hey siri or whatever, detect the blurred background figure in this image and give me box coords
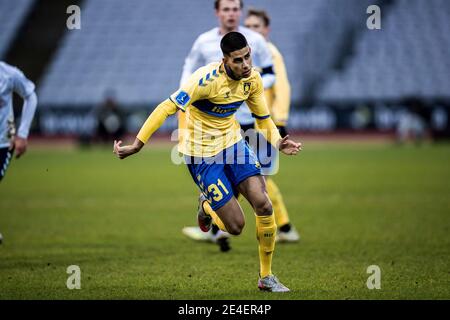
[0,61,37,181]
[244,7,300,243]
[94,89,125,144]
[0,60,38,245]
[77,89,125,147]
[396,97,429,145]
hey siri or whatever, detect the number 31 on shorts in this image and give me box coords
[208,179,229,201]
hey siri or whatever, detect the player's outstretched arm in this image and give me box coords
[113,99,178,160]
[278,135,302,156]
[113,139,144,159]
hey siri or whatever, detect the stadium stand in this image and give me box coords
[38,0,215,107]
[318,0,450,103]
[38,0,377,107]
[0,0,35,58]
[28,0,449,137]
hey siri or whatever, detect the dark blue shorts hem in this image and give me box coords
[209,192,235,211]
[233,169,261,187]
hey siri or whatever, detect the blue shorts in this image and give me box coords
[186,139,261,211]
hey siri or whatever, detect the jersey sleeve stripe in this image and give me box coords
[251,113,270,120]
[261,66,275,75]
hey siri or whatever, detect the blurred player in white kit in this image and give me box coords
[0,61,38,243]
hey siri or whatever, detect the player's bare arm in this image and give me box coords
[113,99,178,160]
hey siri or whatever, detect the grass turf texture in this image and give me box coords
[0,141,449,299]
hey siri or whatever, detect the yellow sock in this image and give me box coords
[266,178,290,228]
[255,214,277,278]
[202,200,227,232]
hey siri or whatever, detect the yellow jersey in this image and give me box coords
[169,62,274,157]
[137,61,281,158]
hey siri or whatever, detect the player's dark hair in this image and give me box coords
[247,7,270,27]
[220,32,248,56]
[215,0,244,10]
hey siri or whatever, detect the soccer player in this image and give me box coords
[0,61,38,244]
[244,8,300,242]
[180,0,299,247]
[113,32,301,292]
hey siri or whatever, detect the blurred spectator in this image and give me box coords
[396,97,429,144]
[95,89,125,144]
[78,89,126,147]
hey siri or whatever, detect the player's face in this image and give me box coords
[216,0,241,31]
[224,46,252,79]
[245,15,269,39]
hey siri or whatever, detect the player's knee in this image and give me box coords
[254,198,273,216]
[226,219,245,235]
[227,226,241,235]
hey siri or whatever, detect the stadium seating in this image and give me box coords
[247,0,378,102]
[38,0,346,107]
[37,0,450,108]
[318,0,450,102]
[0,0,35,58]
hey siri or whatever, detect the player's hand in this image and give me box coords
[278,135,302,156]
[12,137,27,159]
[113,140,131,159]
[113,139,144,159]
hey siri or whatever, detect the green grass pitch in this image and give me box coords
[0,140,449,299]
